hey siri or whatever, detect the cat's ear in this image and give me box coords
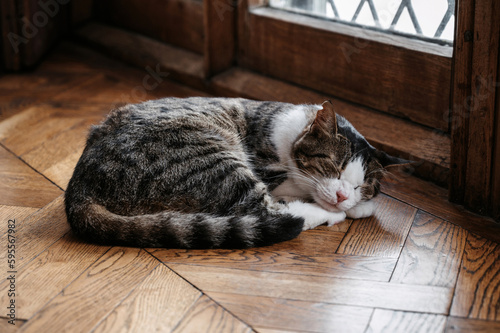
[373,149,413,168]
[310,100,337,135]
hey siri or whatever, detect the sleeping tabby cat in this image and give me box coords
[65,97,408,249]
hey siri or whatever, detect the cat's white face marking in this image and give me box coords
[341,157,365,187]
[271,105,311,168]
[312,157,365,212]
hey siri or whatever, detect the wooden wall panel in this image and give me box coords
[450,0,500,218]
[1,0,70,70]
[493,64,500,220]
[95,0,204,54]
[203,0,236,77]
[463,0,500,214]
[1,1,21,70]
[71,0,94,27]
[449,0,475,205]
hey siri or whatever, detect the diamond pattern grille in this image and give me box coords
[270,0,455,44]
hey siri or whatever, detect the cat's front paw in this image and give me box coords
[285,201,346,230]
[325,211,347,226]
[346,200,376,219]
[301,210,346,230]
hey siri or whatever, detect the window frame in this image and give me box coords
[449,0,500,217]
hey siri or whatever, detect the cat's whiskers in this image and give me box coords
[365,167,387,178]
[280,162,320,189]
[376,168,398,181]
[288,160,323,184]
[288,173,317,189]
[317,182,334,204]
[270,163,319,191]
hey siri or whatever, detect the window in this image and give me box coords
[269,0,455,45]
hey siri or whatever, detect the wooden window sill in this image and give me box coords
[75,23,206,90]
[250,7,453,58]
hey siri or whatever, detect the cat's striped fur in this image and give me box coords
[65,97,407,248]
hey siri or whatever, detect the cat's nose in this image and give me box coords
[337,191,348,203]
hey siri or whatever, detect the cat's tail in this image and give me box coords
[66,200,304,249]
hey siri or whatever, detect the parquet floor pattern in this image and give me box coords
[1,42,499,333]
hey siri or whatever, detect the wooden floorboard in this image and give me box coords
[209,293,373,333]
[92,264,202,333]
[0,196,69,273]
[445,317,500,332]
[149,247,397,282]
[20,248,159,332]
[169,264,453,314]
[0,233,110,320]
[172,295,254,333]
[0,145,62,208]
[0,41,499,332]
[391,211,467,288]
[336,194,417,258]
[0,205,38,235]
[450,233,500,320]
[367,309,447,333]
[382,169,500,244]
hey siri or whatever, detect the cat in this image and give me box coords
[65,97,408,249]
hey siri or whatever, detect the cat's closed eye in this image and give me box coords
[310,153,330,159]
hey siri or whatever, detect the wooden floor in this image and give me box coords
[1,42,500,333]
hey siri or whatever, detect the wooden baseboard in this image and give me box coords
[74,22,450,187]
[75,22,206,91]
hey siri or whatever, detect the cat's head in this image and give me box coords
[291,101,410,213]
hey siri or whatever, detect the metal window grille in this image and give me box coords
[270,0,455,45]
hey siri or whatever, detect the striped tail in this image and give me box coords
[66,200,304,249]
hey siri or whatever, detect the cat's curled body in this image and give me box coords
[65,97,406,249]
